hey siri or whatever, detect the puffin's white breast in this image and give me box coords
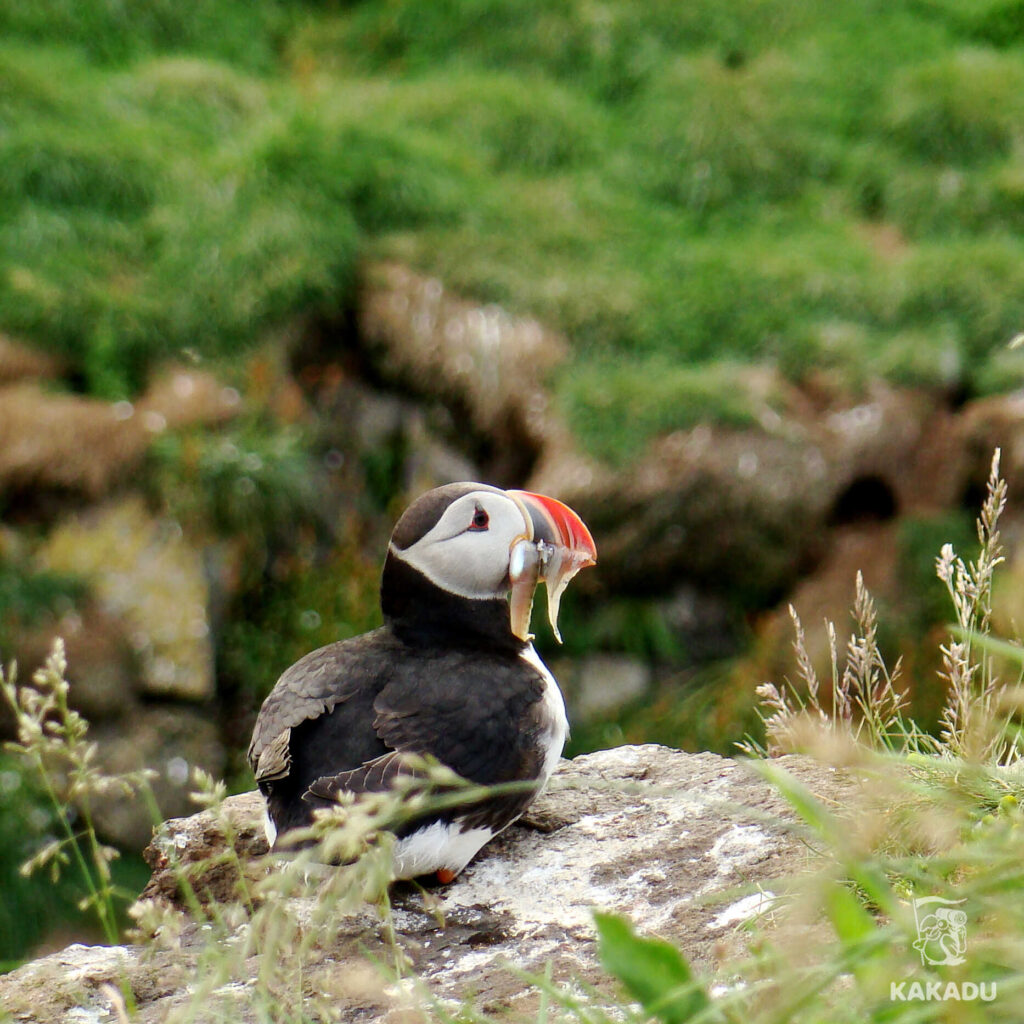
[520,642,568,785]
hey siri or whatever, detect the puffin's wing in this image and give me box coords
[247,629,390,785]
[299,652,551,838]
[304,749,415,800]
[370,651,547,785]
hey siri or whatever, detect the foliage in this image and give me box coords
[147,417,322,545]
[0,752,90,969]
[595,912,712,1024]
[4,0,1024,452]
[0,42,358,398]
[0,750,150,970]
[218,540,381,715]
[0,0,293,69]
[742,451,1017,762]
[0,642,154,949]
[0,558,87,647]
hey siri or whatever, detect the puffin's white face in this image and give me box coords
[388,482,597,642]
[392,489,532,600]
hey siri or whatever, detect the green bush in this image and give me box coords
[886,49,1024,165]
[0,0,291,69]
[0,45,359,396]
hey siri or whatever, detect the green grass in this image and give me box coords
[4,0,1024,450]
[0,0,293,69]
[0,42,358,397]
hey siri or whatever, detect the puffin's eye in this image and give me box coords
[468,506,489,531]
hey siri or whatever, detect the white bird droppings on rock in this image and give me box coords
[708,890,777,931]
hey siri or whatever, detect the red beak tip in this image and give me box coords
[510,489,597,562]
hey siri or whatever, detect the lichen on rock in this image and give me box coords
[38,497,215,702]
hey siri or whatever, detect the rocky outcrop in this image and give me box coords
[0,333,64,384]
[540,380,966,602]
[357,261,571,483]
[19,497,228,847]
[0,745,850,1023]
[0,367,239,502]
[38,497,216,703]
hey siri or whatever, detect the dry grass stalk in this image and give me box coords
[748,449,1016,765]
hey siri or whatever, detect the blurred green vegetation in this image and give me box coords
[148,418,321,544]
[4,0,1024,970]
[1,0,1024,451]
[0,752,150,969]
[0,559,87,649]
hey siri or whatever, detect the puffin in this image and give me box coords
[247,481,597,883]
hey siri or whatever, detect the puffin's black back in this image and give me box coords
[256,625,548,838]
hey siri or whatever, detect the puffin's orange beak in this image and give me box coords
[507,490,597,643]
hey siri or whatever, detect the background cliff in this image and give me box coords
[4,0,1024,967]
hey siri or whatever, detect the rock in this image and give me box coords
[0,383,150,501]
[135,366,242,433]
[335,379,482,494]
[737,522,904,697]
[357,261,567,482]
[535,378,965,603]
[961,390,1024,512]
[0,745,850,1023]
[12,606,139,723]
[558,653,652,720]
[0,943,138,1024]
[0,333,64,384]
[0,363,240,505]
[90,706,227,851]
[38,497,215,702]
[140,790,268,907]
[655,583,741,664]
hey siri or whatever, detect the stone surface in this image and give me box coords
[13,606,139,723]
[358,261,568,482]
[0,745,850,1024]
[0,333,64,384]
[537,379,967,604]
[0,369,239,503]
[0,384,151,500]
[38,497,215,702]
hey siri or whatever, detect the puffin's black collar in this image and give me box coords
[381,554,524,655]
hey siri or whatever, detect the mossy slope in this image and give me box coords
[4,0,1024,456]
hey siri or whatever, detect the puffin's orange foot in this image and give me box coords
[436,868,457,884]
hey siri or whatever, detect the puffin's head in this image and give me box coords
[384,482,596,644]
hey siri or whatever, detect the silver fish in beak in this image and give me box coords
[507,490,597,643]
